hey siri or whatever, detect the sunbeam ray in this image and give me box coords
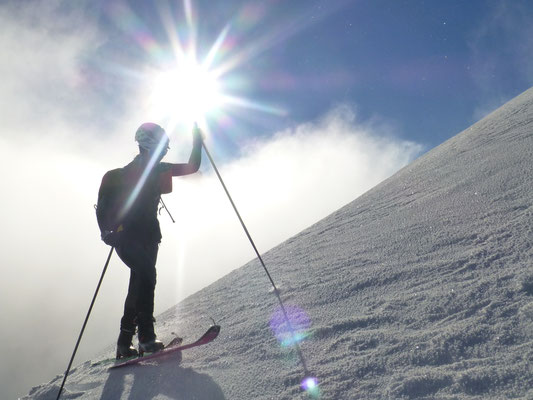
[204,25,231,71]
[156,1,187,64]
[221,94,287,116]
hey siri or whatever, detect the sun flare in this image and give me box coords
[135,0,289,139]
[148,58,223,127]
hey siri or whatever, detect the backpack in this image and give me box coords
[96,168,125,235]
[96,161,173,240]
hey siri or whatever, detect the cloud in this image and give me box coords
[0,2,115,398]
[0,1,103,133]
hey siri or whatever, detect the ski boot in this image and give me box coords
[137,313,164,356]
[116,329,139,359]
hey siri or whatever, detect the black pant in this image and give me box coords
[115,240,159,334]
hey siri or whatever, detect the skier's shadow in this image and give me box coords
[100,355,226,400]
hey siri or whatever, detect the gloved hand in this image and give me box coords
[102,230,122,247]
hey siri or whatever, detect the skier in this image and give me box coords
[96,122,202,358]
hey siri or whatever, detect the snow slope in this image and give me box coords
[23,87,533,399]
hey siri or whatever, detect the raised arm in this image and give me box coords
[169,127,203,176]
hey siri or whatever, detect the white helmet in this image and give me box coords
[135,122,170,153]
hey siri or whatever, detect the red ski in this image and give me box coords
[109,325,221,370]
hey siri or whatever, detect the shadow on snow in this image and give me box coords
[100,356,226,400]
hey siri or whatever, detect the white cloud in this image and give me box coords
[0,1,103,134]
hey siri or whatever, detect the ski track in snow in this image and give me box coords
[23,88,533,399]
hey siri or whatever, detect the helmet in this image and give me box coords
[135,122,170,153]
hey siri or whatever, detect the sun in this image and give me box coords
[148,57,223,127]
[137,1,288,136]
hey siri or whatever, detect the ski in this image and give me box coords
[109,325,221,370]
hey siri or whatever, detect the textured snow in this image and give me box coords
[23,87,533,399]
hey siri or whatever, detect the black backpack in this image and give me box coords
[96,168,125,235]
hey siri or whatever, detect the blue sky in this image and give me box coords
[64,0,533,152]
[1,1,533,398]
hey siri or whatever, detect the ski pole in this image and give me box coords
[200,139,311,378]
[56,246,114,400]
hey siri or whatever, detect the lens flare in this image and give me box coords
[301,376,320,398]
[270,305,311,348]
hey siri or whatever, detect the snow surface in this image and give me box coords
[23,87,533,399]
